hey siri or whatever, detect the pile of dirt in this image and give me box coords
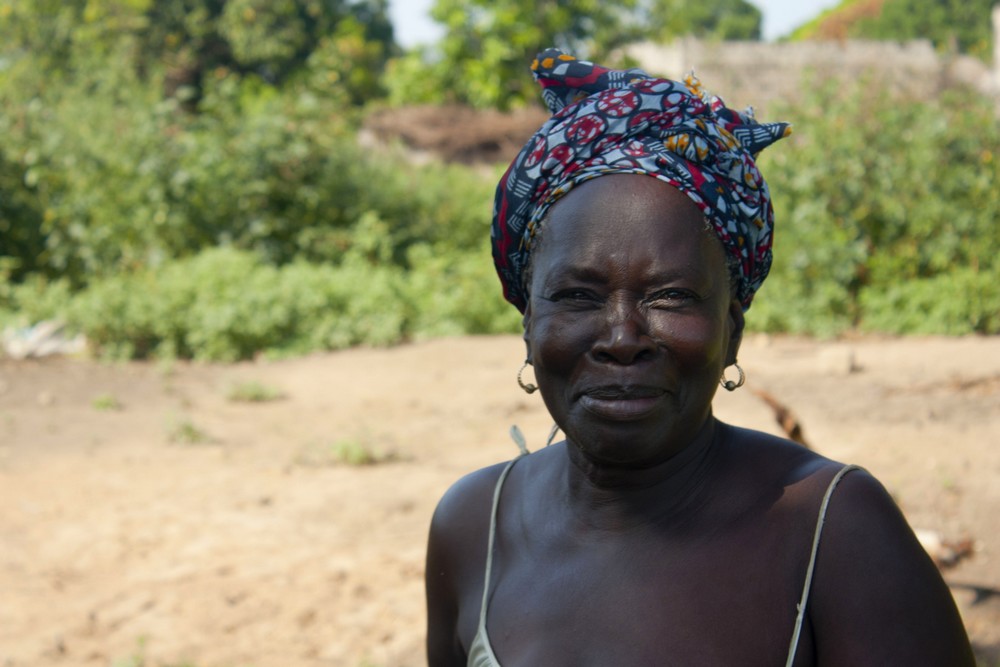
[363,104,548,164]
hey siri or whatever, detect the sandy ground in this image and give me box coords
[1,334,999,667]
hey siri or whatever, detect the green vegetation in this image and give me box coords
[1,1,997,361]
[226,380,285,402]
[328,438,393,466]
[111,636,198,667]
[295,437,398,466]
[853,0,996,61]
[113,655,197,667]
[1,240,519,360]
[167,415,214,445]
[386,0,761,110]
[0,0,395,106]
[790,0,995,61]
[92,393,123,411]
[751,79,1000,336]
[386,0,644,109]
[648,0,762,42]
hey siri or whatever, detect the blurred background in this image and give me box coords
[1,0,998,359]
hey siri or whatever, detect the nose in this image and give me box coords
[590,298,658,365]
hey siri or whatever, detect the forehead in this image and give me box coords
[533,175,721,277]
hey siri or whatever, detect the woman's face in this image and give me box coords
[524,174,744,467]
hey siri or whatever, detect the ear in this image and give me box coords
[522,303,533,363]
[726,299,745,366]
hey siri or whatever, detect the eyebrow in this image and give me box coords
[542,264,700,287]
[542,265,607,284]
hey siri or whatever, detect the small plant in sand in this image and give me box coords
[295,437,398,467]
[166,416,214,445]
[226,381,285,403]
[92,393,122,411]
[111,636,198,667]
[113,654,198,667]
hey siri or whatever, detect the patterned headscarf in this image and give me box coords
[491,49,791,312]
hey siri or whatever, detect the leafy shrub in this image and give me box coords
[4,19,999,354]
[55,247,395,360]
[1,241,517,361]
[859,267,1000,335]
[0,37,519,359]
[1,20,490,287]
[749,79,1000,335]
[405,243,523,338]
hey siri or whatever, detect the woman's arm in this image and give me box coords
[426,497,467,667]
[426,463,507,667]
[809,469,975,666]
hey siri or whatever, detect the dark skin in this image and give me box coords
[426,175,974,666]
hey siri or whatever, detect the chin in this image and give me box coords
[574,422,680,460]
[564,415,707,467]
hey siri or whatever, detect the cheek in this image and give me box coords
[527,310,598,378]
[530,314,581,362]
[651,313,729,369]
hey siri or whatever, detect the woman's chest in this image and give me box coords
[479,517,815,666]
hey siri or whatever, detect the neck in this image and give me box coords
[561,418,722,534]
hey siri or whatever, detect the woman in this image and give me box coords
[426,49,974,666]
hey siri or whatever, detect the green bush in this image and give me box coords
[791,0,996,62]
[0,240,518,361]
[0,66,498,280]
[859,267,1000,335]
[749,79,1000,335]
[4,17,999,357]
[405,243,523,338]
[58,247,405,360]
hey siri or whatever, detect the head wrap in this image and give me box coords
[491,49,791,313]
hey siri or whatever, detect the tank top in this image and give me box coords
[467,457,861,667]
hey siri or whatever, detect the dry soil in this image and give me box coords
[1,334,999,666]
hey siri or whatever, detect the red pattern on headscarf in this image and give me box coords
[491,49,791,313]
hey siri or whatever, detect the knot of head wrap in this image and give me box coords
[491,48,791,313]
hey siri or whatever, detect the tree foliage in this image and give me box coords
[851,0,995,60]
[2,0,999,360]
[751,78,1000,336]
[647,0,762,42]
[385,0,762,109]
[386,0,648,109]
[790,0,995,61]
[0,0,396,105]
[0,0,401,288]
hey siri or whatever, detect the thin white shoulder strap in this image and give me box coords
[478,457,523,630]
[785,464,864,667]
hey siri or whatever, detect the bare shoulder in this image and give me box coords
[718,425,973,663]
[425,459,512,667]
[807,467,975,665]
[718,422,845,492]
[429,460,512,554]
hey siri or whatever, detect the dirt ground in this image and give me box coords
[1,334,999,667]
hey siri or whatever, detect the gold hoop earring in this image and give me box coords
[720,363,745,391]
[517,361,538,394]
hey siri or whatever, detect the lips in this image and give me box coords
[577,385,668,421]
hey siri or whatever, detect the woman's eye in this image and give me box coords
[547,288,597,302]
[646,289,695,306]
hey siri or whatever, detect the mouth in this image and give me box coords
[578,385,668,421]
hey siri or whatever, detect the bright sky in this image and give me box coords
[387,0,844,46]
